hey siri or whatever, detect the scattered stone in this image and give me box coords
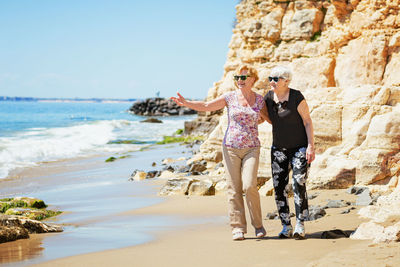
[356,189,373,206]
[188,180,214,196]
[214,162,224,170]
[306,205,326,221]
[265,211,294,220]
[152,162,156,167]
[158,178,194,196]
[140,117,162,123]
[146,170,160,179]
[307,192,319,200]
[340,207,356,214]
[158,170,175,179]
[214,180,227,195]
[163,165,175,173]
[346,186,368,195]
[266,212,278,220]
[189,161,207,173]
[175,165,190,173]
[129,171,147,181]
[323,199,351,209]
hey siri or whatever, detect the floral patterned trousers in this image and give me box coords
[271,146,309,226]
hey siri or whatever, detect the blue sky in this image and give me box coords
[0,1,236,99]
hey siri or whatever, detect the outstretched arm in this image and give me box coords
[170,92,226,112]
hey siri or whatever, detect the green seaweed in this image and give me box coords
[107,139,150,145]
[105,157,117,162]
[156,135,204,145]
[175,129,184,135]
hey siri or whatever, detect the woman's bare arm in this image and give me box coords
[298,99,315,163]
[259,103,271,124]
[170,92,226,112]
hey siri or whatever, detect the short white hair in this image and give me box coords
[270,66,292,81]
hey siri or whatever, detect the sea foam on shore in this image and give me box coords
[0,101,195,179]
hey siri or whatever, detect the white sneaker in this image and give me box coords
[293,222,305,240]
[255,227,266,238]
[232,231,245,241]
[278,225,293,238]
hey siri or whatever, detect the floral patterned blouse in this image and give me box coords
[223,90,265,149]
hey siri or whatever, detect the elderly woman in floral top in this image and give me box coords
[171,65,270,241]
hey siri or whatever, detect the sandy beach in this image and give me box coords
[0,143,399,267]
[33,191,400,267]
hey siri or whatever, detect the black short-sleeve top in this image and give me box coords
[264,88,308,149]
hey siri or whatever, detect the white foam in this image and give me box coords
[0,118,188,179]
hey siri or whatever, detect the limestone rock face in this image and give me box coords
[190,0,400,192]
[351,188,400,243]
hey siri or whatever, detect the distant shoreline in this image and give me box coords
[0,96,138,103]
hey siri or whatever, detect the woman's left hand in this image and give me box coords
[306,145,315,164]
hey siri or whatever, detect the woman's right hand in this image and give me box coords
[170,92,187,106]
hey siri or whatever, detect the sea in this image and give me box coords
[0,100,194,179]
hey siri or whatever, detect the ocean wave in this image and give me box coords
[0,118,187,179]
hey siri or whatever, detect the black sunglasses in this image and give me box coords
[234,75,249,81]
[268,76,282,82]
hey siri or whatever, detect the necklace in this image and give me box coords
[273,89,289,103]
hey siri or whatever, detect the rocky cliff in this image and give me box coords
[194,0,399,193]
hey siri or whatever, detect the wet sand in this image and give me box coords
[0,143,210,266]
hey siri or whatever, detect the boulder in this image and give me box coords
[307,205,327,221]
[214,179,227,195]
[0,215,63,240]
[188,179,215,196]
[351,221,400,243]
[158,178,194,196]
[355,189,373,206]
[140,117,162,123]
[130,171,147,181]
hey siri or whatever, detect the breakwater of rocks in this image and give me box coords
[129,98,197,116]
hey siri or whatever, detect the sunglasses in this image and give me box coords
[234,75,249,81]
[268,76,282,82]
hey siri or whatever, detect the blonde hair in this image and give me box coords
[235,65,259,84]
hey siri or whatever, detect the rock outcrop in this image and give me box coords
[189,0,400,192]
[129,98,197,116]
[0,215,63,243]
[0,197,63,243]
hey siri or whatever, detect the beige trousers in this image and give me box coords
[222,145,263,233]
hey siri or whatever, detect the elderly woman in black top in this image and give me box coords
[262,66,315,239]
